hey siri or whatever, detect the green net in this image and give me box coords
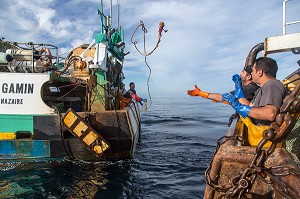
[285,117,300,160]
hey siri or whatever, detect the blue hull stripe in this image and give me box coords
[0,140,50,159]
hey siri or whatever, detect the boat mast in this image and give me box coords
[117,0,120,30]
[110,0,113,26]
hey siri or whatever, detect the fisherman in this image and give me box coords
[124,82,144,104]
[222,57,287,146]
[120,82,145,109]
[115,83,127,110]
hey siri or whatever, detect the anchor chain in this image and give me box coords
[205,135,245,192]
[225,131,278,198]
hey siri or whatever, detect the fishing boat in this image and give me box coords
[0,1,141,161]
[204,1,300,198]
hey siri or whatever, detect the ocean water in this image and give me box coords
[0,96,233,199]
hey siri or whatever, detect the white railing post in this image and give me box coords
[283,0,300,35]
[283,0,287,35]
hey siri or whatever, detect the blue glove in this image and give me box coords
[139,100,144,105]
[222,93,251,118]
[232,74,245,98]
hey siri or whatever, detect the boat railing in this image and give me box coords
[0,40,59,73]
[283,0,300,35]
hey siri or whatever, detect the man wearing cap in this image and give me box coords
[187,65,259,103]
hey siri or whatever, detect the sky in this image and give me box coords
[1,0,300,98]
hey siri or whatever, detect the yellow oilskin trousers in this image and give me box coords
[240,116,272,147]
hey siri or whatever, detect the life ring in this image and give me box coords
[39,47,52,66]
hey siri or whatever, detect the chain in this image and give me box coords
[224,134,278,199]
[84,83,90,112]
[205,135,245,192]
[263,163,300,198]
[267,165,300,176]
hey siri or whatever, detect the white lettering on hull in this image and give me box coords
[1,98,23,104]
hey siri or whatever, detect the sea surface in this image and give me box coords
[0,96,233,199]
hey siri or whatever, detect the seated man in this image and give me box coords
[222,57,287,146]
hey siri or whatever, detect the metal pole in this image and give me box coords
[110,0,112,26]
[283,0,287,35]
[117,0,120,30]
[100,0,104,33]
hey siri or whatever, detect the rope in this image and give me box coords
[134,102,142,142]
[52,105,76,160]
[131,21,167,109]
[56,84,82,101]
[130,102,142,143]
[144,56,152,109]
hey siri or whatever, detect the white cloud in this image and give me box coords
[1,0,300,97]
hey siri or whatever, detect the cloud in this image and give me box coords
[1,0,300,97]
